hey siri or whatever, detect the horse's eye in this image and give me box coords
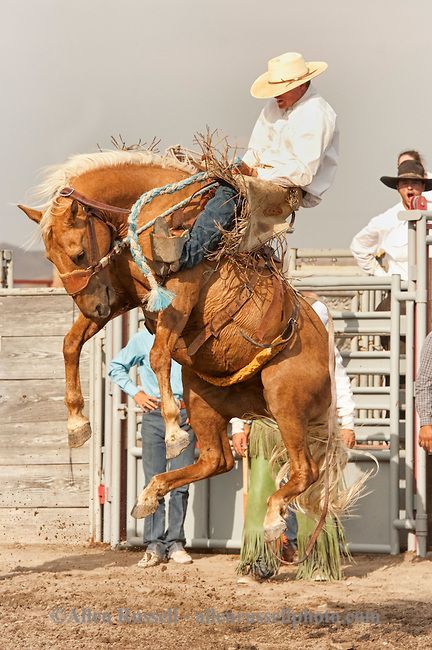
[73,251,85,264]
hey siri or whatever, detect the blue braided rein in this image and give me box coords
[127,170,212,311]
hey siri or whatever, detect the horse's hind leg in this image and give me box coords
[262,414,319,541]
[132,385,231,518]
[64,313,108,447]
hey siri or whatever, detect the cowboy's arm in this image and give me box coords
[335,346,356,448]
[311,300,356,447]
[109,334,161,410]
[350,217,387,276]
[255,102,336,187]
[416,333,432,452]
[108,336,144,398]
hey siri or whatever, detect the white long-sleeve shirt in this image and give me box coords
[311,300,355,430]
[231,299,355,433]
[242,84,339,208]
[350,202,408,281]
[350,185,432,281]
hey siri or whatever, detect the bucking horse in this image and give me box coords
[19,148,346,541]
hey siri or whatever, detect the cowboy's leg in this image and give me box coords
[164,410,196,556]
[141,409,169,558]
[179,183,238,269]
[284,510,298,545]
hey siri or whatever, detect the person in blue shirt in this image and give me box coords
[108,327,196,568]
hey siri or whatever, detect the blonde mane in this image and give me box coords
[36,149,195,235]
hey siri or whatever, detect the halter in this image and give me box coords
[57,187,127,296]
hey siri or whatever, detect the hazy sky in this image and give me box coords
[2,0,432,251]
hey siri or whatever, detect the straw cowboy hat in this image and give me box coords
[380,160,432,190]
[250,52,328,99]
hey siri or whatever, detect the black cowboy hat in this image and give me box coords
[380,160,432,191]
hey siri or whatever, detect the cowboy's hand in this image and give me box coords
[341,428,356,449]
[232,161,258,177]
[134,391,160,412]
[232,431,248,457]
[419,425,432,453]
[232,423,251,457]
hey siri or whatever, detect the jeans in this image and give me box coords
[141,408,196,558]
[179,183,238,269]
[284,509,298,545]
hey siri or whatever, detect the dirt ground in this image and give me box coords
[1,544,432,650]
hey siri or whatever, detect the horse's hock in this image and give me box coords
[0,287,90,543]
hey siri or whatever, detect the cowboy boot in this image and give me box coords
[150,216,190,275]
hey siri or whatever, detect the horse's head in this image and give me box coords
[19,194,117,319]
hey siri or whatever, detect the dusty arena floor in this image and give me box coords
[1,544,431,649]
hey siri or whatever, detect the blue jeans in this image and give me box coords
[141,408,195,558]
[179,183,238,269]
[285,509,298,546]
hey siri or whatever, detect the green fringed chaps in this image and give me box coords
[237,430,281,579]
[295,512,350,581]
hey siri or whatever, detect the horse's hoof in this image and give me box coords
[131,494,159,519]
[68,422,92,448]
[165,429,190,459]
[263,514,286,543]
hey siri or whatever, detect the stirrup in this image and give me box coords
[150,216,189,273]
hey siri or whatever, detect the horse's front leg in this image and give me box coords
[150,319,192,459]
[64,312,108,447]
[150,279,200,459]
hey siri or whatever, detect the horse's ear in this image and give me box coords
[62,199,80,227]
[18,204,43,224]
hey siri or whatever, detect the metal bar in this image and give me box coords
[414,217,428,557]
[93,330,104,542]
[405,224,416,551]
[393,518,416,531]
[352,387,389,394]
[110,316,123,548]
[126,309,139,542]
[102,321,113,544]
[348,450,390,462]
[88,337,95,540]
[347,543,392,554]
[389,274,401,554]
[293,276,400,288]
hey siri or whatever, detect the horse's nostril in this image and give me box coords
[95,303,103,316]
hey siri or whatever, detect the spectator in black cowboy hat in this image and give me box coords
[350,158,432,281]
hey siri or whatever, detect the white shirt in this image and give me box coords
[312,300,355,430]
[230,299,355,433]
[242,84,339,208]
[350,202,408,281]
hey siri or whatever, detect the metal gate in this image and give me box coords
[89,208,432,557]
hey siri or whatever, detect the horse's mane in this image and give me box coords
[35,149,195,234]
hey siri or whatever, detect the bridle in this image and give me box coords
[57,187,129,296]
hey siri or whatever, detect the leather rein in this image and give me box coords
[57,187,129,296]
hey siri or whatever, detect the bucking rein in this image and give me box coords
[55,169,337,565]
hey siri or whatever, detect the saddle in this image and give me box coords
[150,172,302,273]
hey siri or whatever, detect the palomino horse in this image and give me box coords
[19,150,331,540]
